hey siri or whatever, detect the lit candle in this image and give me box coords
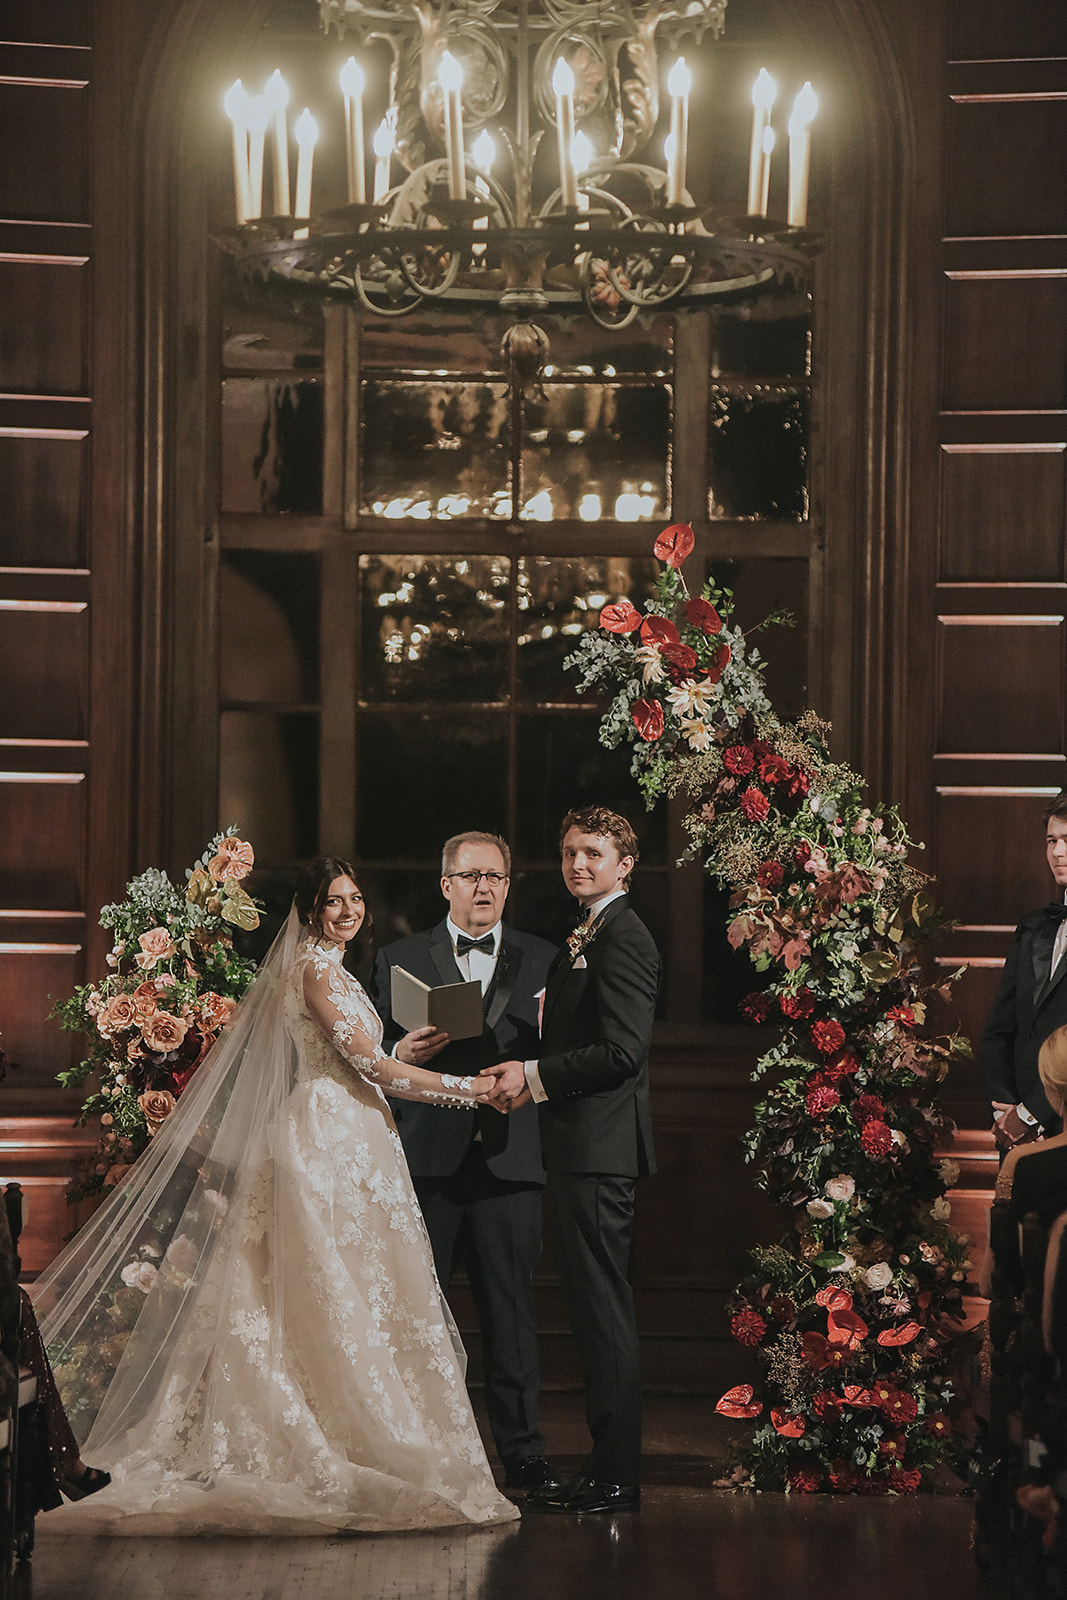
[438,51,466,200]
[666,57,691,206]
[787,82,818,227]
[471,129,494,255]
[552,57,578,210]
[223,80,252,224]
[760,124,775,215]
[747,69,777,216]
[573,129,593,223]
[372,116,395,204]
[340,56,367,205]
[293,108,318,237]
[264,70,290,215]
[246,94,268,220]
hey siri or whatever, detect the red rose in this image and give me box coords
[715,1384,763,1419]
[731,1308,767,1347]
[780,988,815,1019]
[661,641,698,673]
[685,596,722,634]
[740,786,770,822]
[639,614,681,648]
[806,1084,840,1117]
[631,698,665,742]
[811,1018,846,1054]
[600,601,643,634]
[757,860,785,890]
[740,992,773,1024]
[653,521,695,568]
[852,1093,886,1123]
[724,745,755,776]
[787,1468,821,1494]
[861,1119,893,1158]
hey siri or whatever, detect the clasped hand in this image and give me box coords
[475,1060,531,1114]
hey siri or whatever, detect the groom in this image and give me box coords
[482,805,660,1514]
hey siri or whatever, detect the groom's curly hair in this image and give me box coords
[294,856,374,949]
[559,807,639,888]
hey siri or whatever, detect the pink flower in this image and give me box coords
[600,602,643,634]
[632,698,665,742]
[135,927,177,970]
[653,522,695,568]
[740,787,770,822]
[140,1011,189,1054]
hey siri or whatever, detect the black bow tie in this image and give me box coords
[457,933,495,956]
[1046,904,1067,922]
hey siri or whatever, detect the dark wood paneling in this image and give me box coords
[946,102,1067,240]
[950,0,1067,60]
[934,790,1059,923]
[943,278,1067,411]
[0,778,86,909]
[0,261,89,394]
[0,435,88,567]
[0,947,82,1087]
[940,445,1067,583]
[0,86,90,223]
[0,1,91,45]
[936,617,1064,754]
[0,606,88,740]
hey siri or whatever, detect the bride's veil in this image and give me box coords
[32,905,308,1458]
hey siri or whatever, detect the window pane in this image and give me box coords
[360,380,511,519]
[219,552,320,704]
[357,713,507,859]
[221,378,324,514]
[222,302,324,372]
[219,711,319,864]
[358,311,672,379]
[514,714,667,863]
[516,555,660,702]
[708,389,808,520]
[712,299,811,378]
[521,384,670,522]
[360,555,510,703]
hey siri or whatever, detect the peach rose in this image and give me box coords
[198,992,236,1028]
[97,993,138,1036]
[132,982,159,1021]
[208,838,255,883]
[138,1089,176,1135]
[120,1260,158,1293]
[140,1011,189,1054]
[135,927,177,970]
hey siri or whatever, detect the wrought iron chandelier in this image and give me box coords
[221,0,818,372]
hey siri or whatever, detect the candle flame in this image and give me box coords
[438,50,463,93]
[295,109,319,147]
[373,117,396,160]
[264,69,289,112]
[224,80,250,123]
[552,57,575,97]
[472,129,496,173]
[340,56,365,98]
[668,57,692,98]
[752,68,777,110]
[789,81,818,133]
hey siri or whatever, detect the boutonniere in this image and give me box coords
[566,914,601,963]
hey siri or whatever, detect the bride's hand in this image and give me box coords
[396,1026,450,1067]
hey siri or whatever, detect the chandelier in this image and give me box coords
[220,0,817,374]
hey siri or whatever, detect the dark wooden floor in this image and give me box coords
[17,1394,1007,1600]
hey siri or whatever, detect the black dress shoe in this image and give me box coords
[527,1474,640,1514]
[503,1456,563,1494]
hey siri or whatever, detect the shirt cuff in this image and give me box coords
[524,1060,548,1103]
[1017,1103,1039,1127]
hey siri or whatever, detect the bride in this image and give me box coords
[31,857,519,1534]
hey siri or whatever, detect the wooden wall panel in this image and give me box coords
[0,606,88,741]
[936,617,1063,754]
[939,445,1066,583]
[0,82,90,223]
[0,948,82,1088]
[0,778,86,910]
[0,261,89,395]
[946,100,1067,238]
[950,0,1067,59]
[943,279,1067,411]
[0,435,88,567]
[934,790,1059,925]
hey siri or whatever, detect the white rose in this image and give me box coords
[807,1199,835,1219]
[120,1260,158,1294]
[825,1176,856,1203]
[864,1262,893,1290]
[931,1196,951,1222]
[939,1160,960,1187]
[831,1253,857,1273]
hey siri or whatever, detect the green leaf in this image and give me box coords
[814,1252,846,1270]
[860,951,899,983]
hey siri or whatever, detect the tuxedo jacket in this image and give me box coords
[536,896,660,1178]
[981,906,1067,1131]
[369,920,553,1184]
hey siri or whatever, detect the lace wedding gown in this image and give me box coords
[32,929,519,1535]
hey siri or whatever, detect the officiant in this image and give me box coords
[370,831,558,1496]
[981,791,1067,1150]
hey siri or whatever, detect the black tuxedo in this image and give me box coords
[535,895,660,1485]
[370,919,553,1468]
[981,905,1067,1132]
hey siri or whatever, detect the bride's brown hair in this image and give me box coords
[294,856,374,946]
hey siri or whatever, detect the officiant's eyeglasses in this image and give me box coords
[446,871,509,885]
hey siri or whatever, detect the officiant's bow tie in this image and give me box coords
[457,933,495,956]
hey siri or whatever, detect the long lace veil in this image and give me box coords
[32,905,308,1457]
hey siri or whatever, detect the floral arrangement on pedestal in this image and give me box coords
[565,524,974,1494]
[52,830,260,1204]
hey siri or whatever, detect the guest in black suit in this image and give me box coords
[369,831,557,1496]
[483,805,660,1515]
[982,790,1067,1151]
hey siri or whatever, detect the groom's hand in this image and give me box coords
[478,1060,531,1113]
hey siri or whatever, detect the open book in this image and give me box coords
[390,965,484,1041]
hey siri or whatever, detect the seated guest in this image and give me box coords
[985,1026,1067,1298]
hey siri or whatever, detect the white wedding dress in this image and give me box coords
[32,923,518,1535]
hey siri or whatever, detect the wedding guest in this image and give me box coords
[483,806,660,1514]
[984,1026,1067,1298]
[370,832,557,1496]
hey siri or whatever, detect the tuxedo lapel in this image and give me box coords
[1032,920,1059,1006]
[484,940,519,1032]
[541,898,628,1035]
[429,923,462,988]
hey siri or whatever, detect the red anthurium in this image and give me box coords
[653,522,695,568]
[770,1409,806,1438]
[600,601,643,634]
[662,641,698,672]
[640,614,681,648]
[685,596,723,634]
[631,698,665,742]
[839,1386,878,1409]
[815,1287,853,1312]
[876,1321,922,1347]
[715,1384,763,1419]
[827,1307,869,1349]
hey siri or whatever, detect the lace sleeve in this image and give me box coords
[301,955,480,1106]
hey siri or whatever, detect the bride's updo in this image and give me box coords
[294,856,374,947]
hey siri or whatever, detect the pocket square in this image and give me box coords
[572,955,588,969]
